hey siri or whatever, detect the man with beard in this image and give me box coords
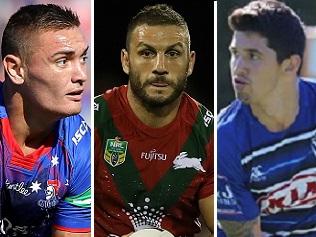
[94,4,214,237]
[217,1,316,236]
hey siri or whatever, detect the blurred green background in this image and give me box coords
[217,0,316,112]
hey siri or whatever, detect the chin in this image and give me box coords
[236,92,250,104]
[55,105,82,118]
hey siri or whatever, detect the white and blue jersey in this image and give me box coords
[217,79,316,236]
[0,91,91,236]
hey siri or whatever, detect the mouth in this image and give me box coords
[150,82,169,87]
[66,89,84,101]
[233,76,250,90]
[234,76,249,85]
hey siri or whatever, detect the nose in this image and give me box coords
[72,61,88,85]
[231,55,248,76]
[152,53,168,75]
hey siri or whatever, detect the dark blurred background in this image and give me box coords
[94,0,213,112]
[218,0,316,112]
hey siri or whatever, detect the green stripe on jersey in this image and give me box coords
[64,187,91,208]
[147,104,213,206]
[95,96,213,209]
[95,96,144,205]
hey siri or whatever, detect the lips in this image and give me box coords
[150,82,169,87]
[234,76,249,85]
[233,76,249,91]
[66,89,84,101]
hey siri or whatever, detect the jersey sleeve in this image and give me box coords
[53,115,91,232]
[198,137,214,199]
[217,125,259,222]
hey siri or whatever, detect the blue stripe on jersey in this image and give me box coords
[218,79,316,236]
[0,83,91,236]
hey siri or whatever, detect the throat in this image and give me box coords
[252,104,299,132]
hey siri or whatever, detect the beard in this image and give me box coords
[129,70,188,108]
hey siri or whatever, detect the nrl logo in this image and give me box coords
[104,137,128,167]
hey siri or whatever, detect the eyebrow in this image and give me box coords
[136,42,156,51]
[81,46,89,56]
[166,42,185,50]
[136,42,185,50]
[229,46,263,55]
[52,45,89,57]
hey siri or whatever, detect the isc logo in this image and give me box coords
[204,110,213,127]
[72,120,89,145]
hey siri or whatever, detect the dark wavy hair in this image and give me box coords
[228,0,305,65]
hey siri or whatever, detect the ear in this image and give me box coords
[3,54,25,85]
[187,51,196,77]
[281,55,301,74]
[121,49,130,75]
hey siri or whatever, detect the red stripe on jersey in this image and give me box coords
[105,86,201,190]
[1,118,54,170]
[199,135,214,199]
[53,224,91,233]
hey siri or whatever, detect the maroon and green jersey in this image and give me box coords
[94,86,213,236]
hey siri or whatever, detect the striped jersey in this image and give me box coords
[0,90,91,236]
[217,79,316,236]
[94,85,213,237]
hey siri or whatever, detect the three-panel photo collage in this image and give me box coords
[0,0,315,236]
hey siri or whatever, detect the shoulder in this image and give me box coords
[300,77,316,97]
[182,94,213,139]
[94,86,126,127]
[217,100,251,151]
[58,114,91,157]
[218,100,247,132]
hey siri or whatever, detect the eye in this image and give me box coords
[140,49,155,58]
[249,52,260,60]
[166,50,180,58]
[81,55,88,63]
[56,58,68,67]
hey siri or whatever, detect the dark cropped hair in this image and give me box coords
[1,4,80,60]
[126,4,190,50]
[228,0,305,65]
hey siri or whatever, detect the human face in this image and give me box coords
[229,31,282,104]
[22,27,88,118]
[124,24,195,107]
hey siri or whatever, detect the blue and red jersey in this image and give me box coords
[0,91,91,236]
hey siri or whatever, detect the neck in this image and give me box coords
[127,87,182,128]
[250,79,299,132]
[3,86,56,155]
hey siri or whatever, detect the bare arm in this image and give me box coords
[199,195,214,237]
[52,229,91,237]
[220,217,261,237]
[121,233,133,237]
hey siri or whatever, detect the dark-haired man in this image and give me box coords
[95,4,213,237]
[217,1,316,236]
[0,4,91,237]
